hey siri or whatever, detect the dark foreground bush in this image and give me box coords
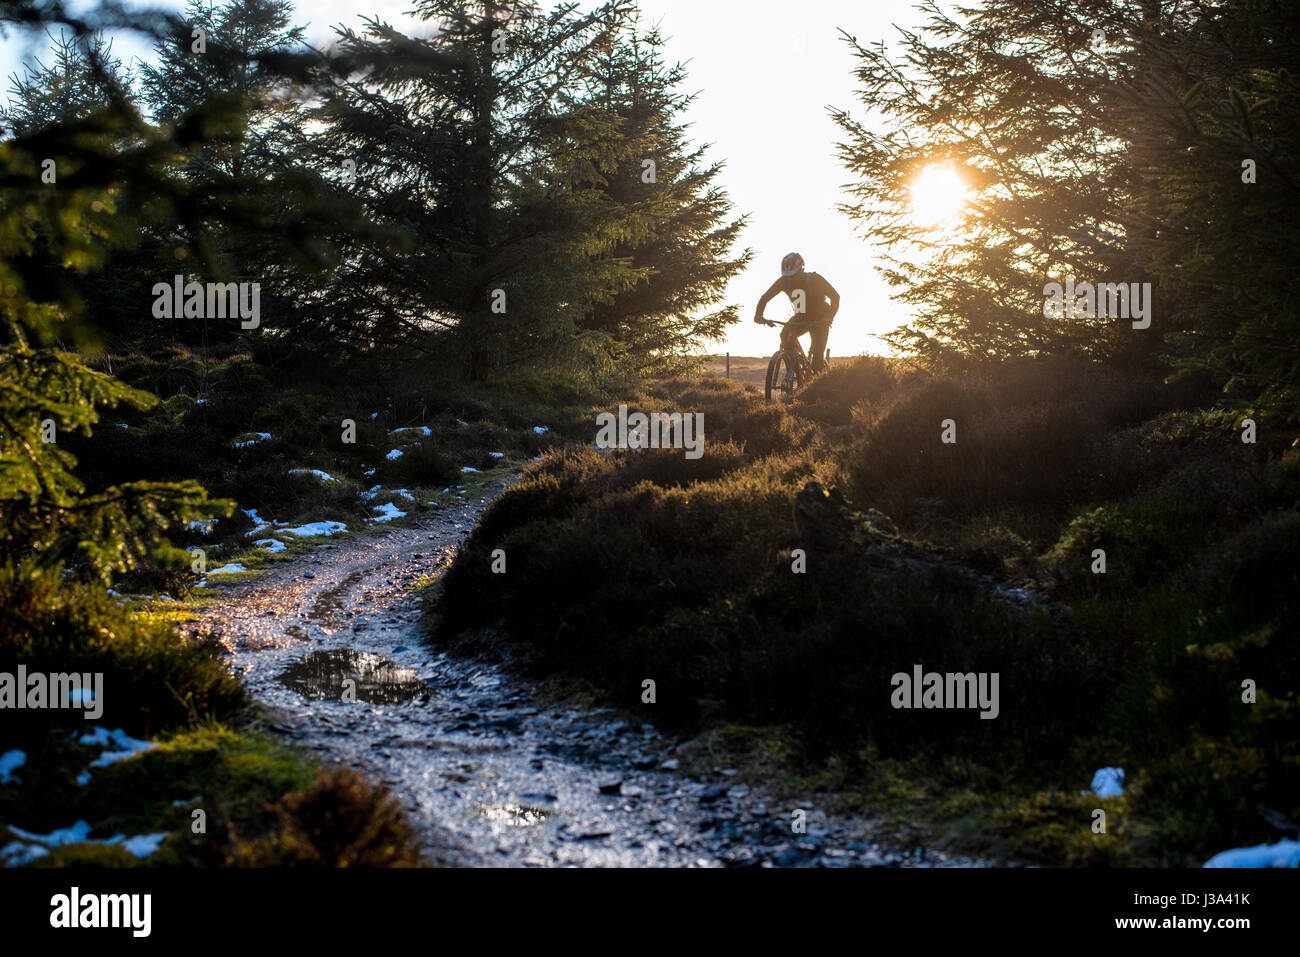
[431,356,1300,864]
[0,564,246,740]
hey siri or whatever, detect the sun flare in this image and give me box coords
[909,164,970,228]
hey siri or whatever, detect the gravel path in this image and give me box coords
[196,476,987,868]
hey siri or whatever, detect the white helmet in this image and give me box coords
[781,252,804,276]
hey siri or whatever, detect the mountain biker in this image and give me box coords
[754,252,839,374]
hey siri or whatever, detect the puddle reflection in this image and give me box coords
[476,803,553,827]
[278,648,429,704]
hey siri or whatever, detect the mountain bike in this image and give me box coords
[759,318,830,402]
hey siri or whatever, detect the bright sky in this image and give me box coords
[1,0,930,357]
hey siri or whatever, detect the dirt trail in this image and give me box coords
[196,476,986,867]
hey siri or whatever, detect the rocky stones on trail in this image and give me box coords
[198,474,988,870]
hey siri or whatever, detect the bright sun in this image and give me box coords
[909,164,970,228]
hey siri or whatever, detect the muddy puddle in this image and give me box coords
[278,649,430,704]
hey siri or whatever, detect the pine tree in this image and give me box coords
[831,0,1149,369]
[309,0,642,378]
[1118,0,1300,420]
[0,29,135,138]
[0,0,353,581]
[576,23,751,377]
[133,0,350,350]
[137,0,309,181]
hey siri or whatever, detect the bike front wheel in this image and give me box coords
[765,349,799,402]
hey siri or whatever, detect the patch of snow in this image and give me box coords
[76,771,91,786]
[489,451,505,458]
[363,467,376,477]
[68,687,96,707]
[233,432,271,448]
[460,466,479,473]
[370,412,378,419]
[207,563,247,575]
[455,418,468,427]
[1084,767,1125,798]
[1205,840,1300,868]
[280,520,347,538]
[254,538,286,553]
[385,448,403,461]
[3,820,168,862]
[109,832,169,857]
[187,519,214,533]
[372,502,406,522]
[532,425,549,434]
[288,468,337,483]
[79,727,157,767]
[1,842,49,865]
[0,750,26,784]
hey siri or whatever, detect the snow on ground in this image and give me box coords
[233,432,271,448]
[1084,767,1124,798]
[0,750,25,784]
[254,538,287,553]
[243,507,272,535]
[1204,839,1300,868]
[533,425,549,434]
[460,466,479,473]
[68,687,96,707]
[187,519,215,534]
[2,820,169,865]
[287,468,337,483]
[489,451,505,458]
[207,563,248,576]
[280,520,348,537]
[79,727,157,767]
[386,448,403,460]
[372,502,406,522]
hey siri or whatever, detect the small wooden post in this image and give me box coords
[726,352,730,378]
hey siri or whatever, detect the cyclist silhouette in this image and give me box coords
[754,252,839,373]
